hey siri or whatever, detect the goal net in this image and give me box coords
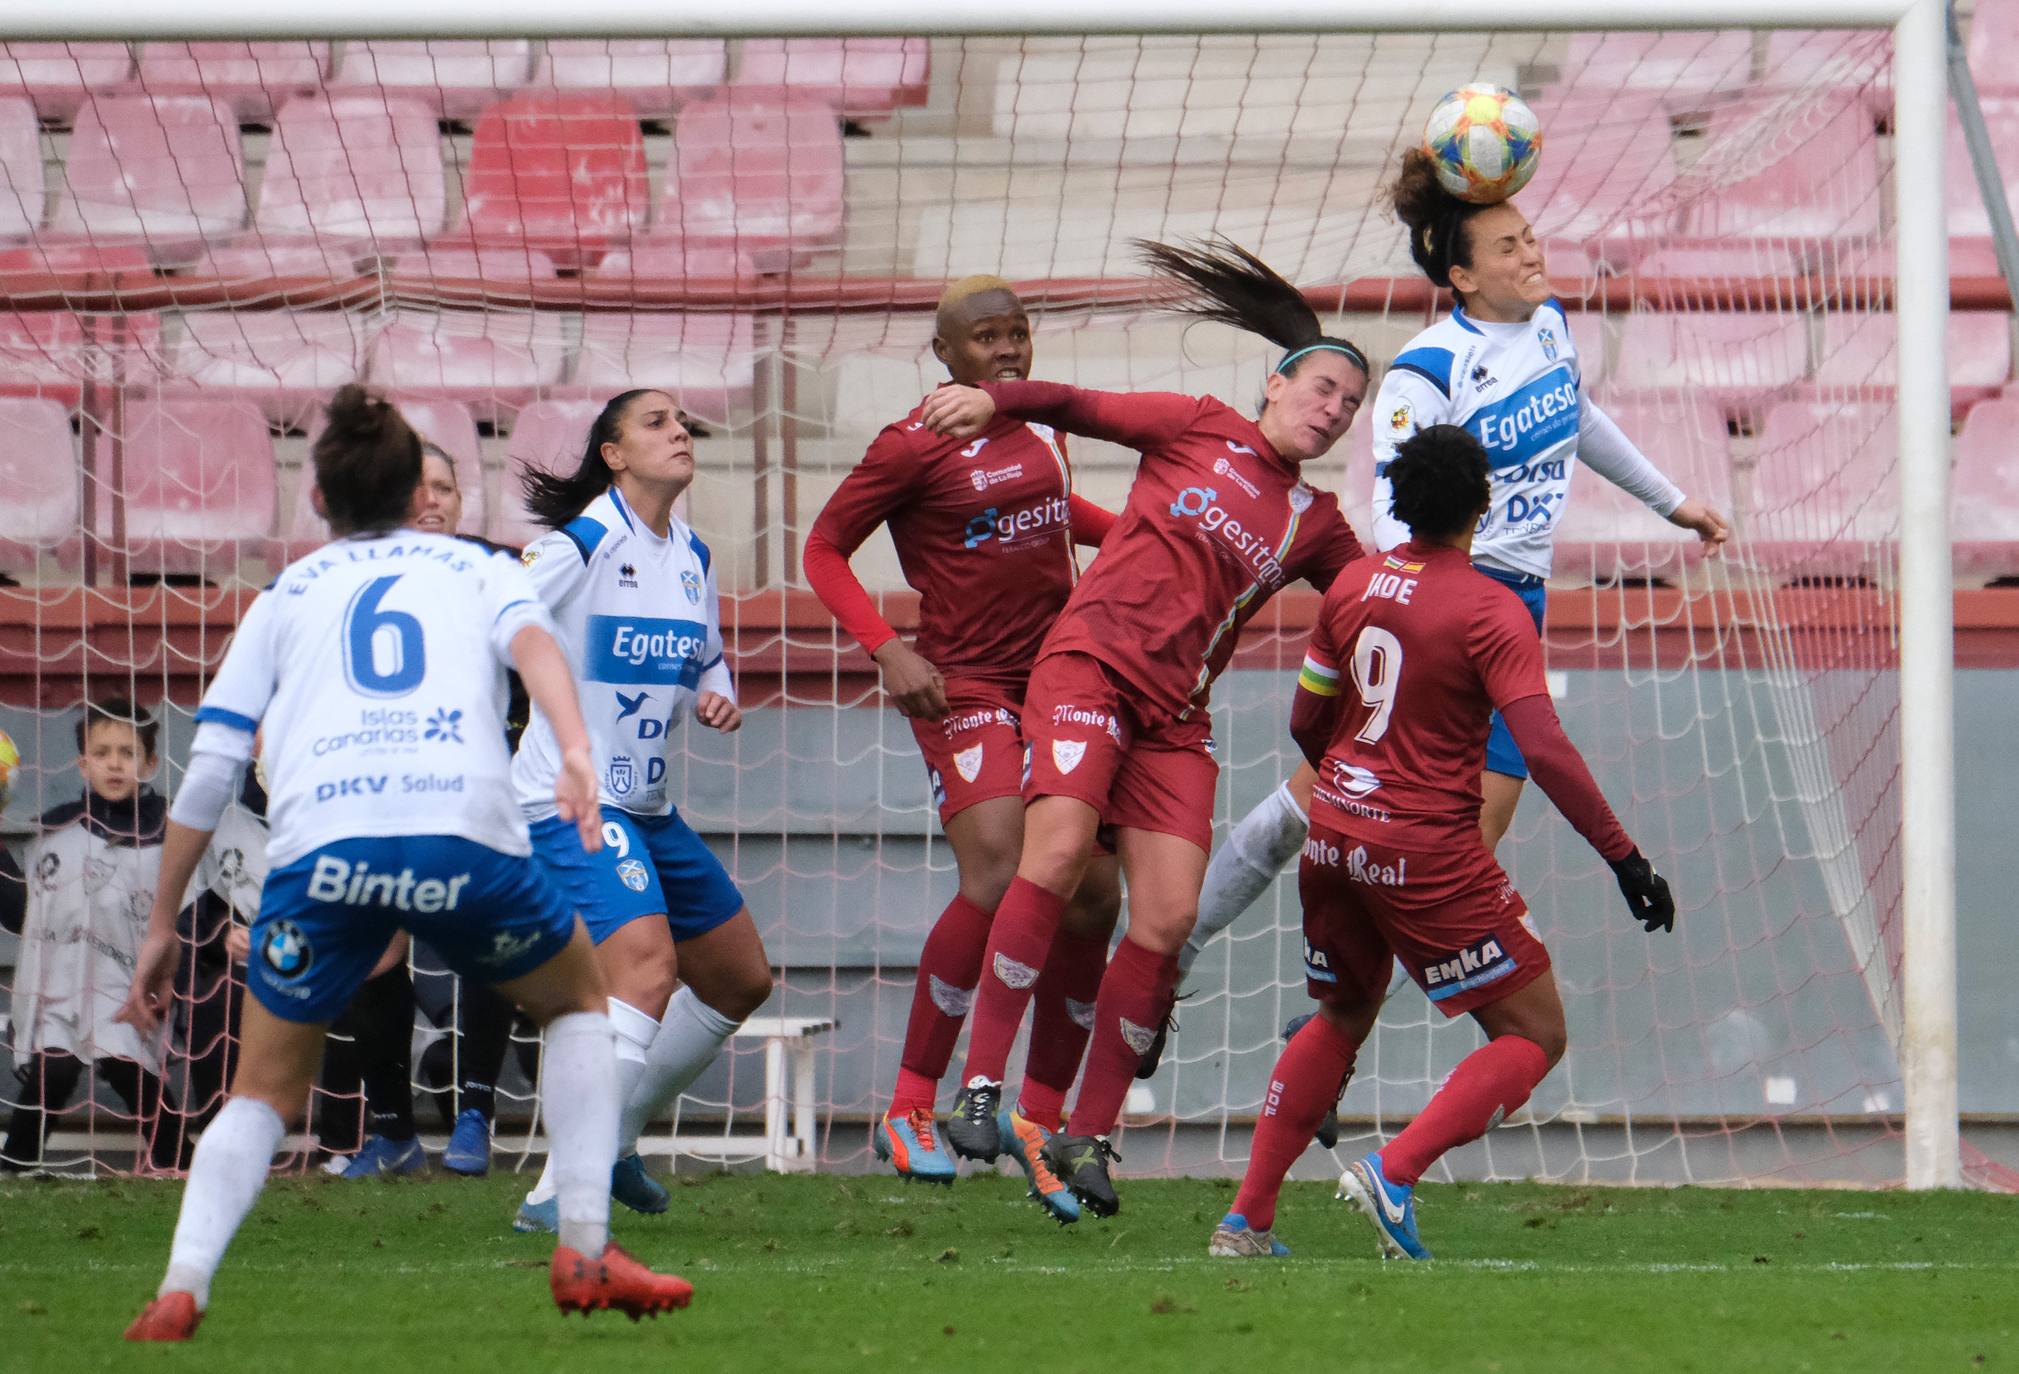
[0,24,1981,1188]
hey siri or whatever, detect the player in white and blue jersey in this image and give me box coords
[507,389,773,1235]
[1158,148,1731,1096]
[117,388,693,1343]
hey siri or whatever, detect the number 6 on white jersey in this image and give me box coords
[1350,626,1403,744]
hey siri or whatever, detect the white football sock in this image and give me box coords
[617,986,742,1155]
[526,996,654,1205]
[538,1010,619,1257]
[160,1096,286,1310]
[1179,779,1310,979]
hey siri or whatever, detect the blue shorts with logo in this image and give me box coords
[250,835,577,1024]
[1479,568,1548,780]
[528,805,744,946]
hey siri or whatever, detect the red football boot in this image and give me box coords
[124,1291,203,1342]
[549,1242,694,1320]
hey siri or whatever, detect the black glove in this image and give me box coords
[1608,850,1675,934]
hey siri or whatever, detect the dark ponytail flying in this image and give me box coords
[1388,148,1488,290]
[1134,237,1367,380]
[517,388,664,531]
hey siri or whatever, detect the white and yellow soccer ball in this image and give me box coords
[0,726,17,811]
[1423,84,1543,204]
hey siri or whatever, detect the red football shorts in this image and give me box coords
[1019,650,1218,852]
[1297,821,1550,1018]
[909,675,1029,824]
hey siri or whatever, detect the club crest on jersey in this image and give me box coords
[1538,327,1559,360]
[616,858,650,893]
[1389,404,1413,435]
[680,569,702,604]
[1288,483,1314,514]
[520,546,541,568]
[1052,739,1087,774]
[262,920,313,980]
[617,562,640,589]
[953,744,984,783]
[608,757,635,797]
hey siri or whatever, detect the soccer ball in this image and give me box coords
[0,726,16,811]
[1423,84,1543,204]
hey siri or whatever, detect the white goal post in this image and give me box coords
[0,0,1960,1190]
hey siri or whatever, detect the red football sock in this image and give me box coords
[1229,1014,1359,1231]
[1379,1035,1550,1187]
[1064,936,1176,1139]
[1018,926,1109,1129]
[889,893,996,1115]
[959,877,1067,1086]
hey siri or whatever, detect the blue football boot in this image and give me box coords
[1338,1153,1431,1260]
[1208,1212,1292,1258]
[441,1108,492,1177]
[338,1134,426,1179]
[610,1151,669,1214]
[873,1108,958,1184]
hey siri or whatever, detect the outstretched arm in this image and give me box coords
[922,381,1202,451]
[1579,398,1728,554]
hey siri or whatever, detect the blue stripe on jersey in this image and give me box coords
[560,515,609,563]
[195,705,260,733]
[494,597,535,623]
[1450,305,1485,335]
[1467,366,1581,469]
[1390,347,1454,396]
[581,614,710,687]
[686,529,712,576]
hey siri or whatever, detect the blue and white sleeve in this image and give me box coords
[1368,365,1452,552]
[1577,394,1686,517]
[482,551,559,664]
[175,595,275,830]
[696,554,734,704]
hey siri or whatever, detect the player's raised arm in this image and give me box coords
[922,379,1205,451]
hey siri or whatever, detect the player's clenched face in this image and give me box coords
[1448,202,1551,321]
[601,391,694,494]
[79,719,154,804]
[1258,352,1367,464]
[408,449,463,534]
[934,290,1033,386]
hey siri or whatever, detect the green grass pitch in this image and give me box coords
[4,1169,2015,1372]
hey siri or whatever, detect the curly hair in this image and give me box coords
[1388,424,1492,540]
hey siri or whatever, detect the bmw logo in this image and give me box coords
[262,920,314,979]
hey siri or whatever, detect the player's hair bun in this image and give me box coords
[313,384,423,536]
[1387,148,1483,290]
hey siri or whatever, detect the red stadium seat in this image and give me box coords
[593,235,758,283]
[1758,30,1891,108]
[382,241,559,289]
[1748,400,1896,580]
[193,235,366,279]
[135,42,329,122]
[491,398,607,547]
[568,313,756,428]
[91,398,276,576]
[1969,0,2019,99]
[165,310,370,428]
[666,92,844,271]
[733,38,930,116]
[329,41,532,121]
[0,397,79,575]
[1551,395,1732,580]
[0,97,39,244]
[0,246,164,404]
[0,42,132,121]
[257,95,448,250]
[366,309,568,424]
[1609,312,1809,415]
[274,398,484,562]
[1516,92,1677,271]
[1809,312,2012,411]
[1559,31,1755,110]
[459,93,650,269]
[1568,311,1611,393]
[47,96,247,265]
[1671,94,1882,265]
[1946,102,2019,243]
[534,40,727,116]
[1951,397,2019,578]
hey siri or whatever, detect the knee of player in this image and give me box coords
[710,964,773,1022]
[1526,1023,1568,1069]
[956,848,1020,911]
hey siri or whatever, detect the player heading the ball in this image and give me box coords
[119,386,693,1341]
[1211,422,1673,1264]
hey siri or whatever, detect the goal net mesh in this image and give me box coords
[0,27,1974,1188]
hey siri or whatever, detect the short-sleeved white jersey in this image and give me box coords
[192,532,552,866]
[1370,300,1672,579]
[511,488,732,820]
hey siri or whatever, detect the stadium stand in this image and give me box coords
[0,41,133,121]
[461,92,651,270]
[533,39,728,116]
[732,38,930,116]
[93,398,276,576]
[0,396,79,575]
[327,41,534,121]
[133,41,329,122]
[256,95,449,251]
[47,96,247,266]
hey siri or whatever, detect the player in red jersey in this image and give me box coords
[804,276,1120,1218]
[917,240,1368,1216]
[1208,423,1673,1262]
